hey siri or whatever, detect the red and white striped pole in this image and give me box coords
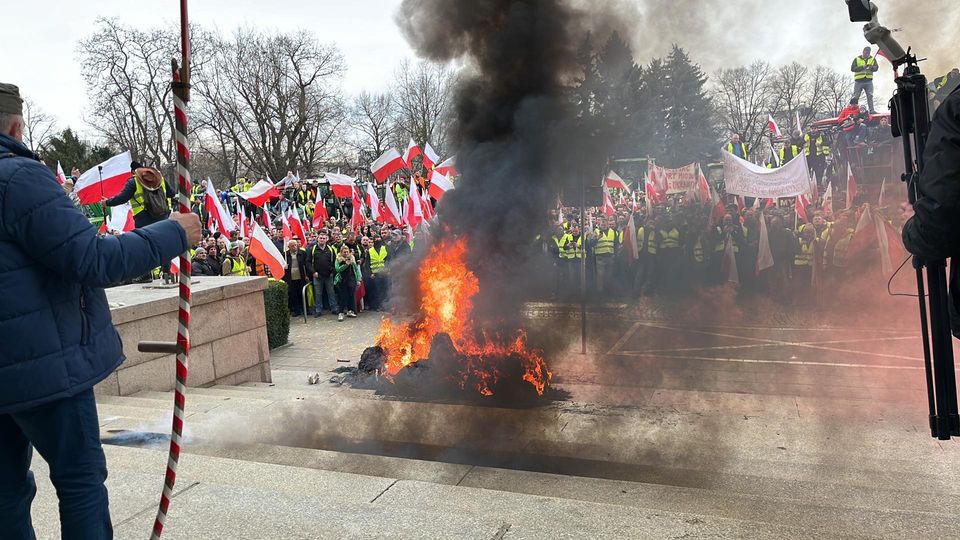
[152,1,192,537]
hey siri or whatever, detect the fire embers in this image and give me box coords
[376,239,552,397]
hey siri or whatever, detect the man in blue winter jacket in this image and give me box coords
[0,83,202,539]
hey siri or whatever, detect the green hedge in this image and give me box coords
[263,280,290,349]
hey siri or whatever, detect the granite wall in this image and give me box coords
[94,276,272,396]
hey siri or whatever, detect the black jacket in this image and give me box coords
[194,258,221,276]
[284,249,308,283]
[902,87,960,260]
[307,242,336,278]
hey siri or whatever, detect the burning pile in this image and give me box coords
[376,238,552,397]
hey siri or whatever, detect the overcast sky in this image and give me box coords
[6,0,415,133]
[6,1,956,137]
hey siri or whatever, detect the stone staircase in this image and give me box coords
[28,367,960,539]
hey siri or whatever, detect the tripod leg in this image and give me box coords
[915,263,937,437]
[926,261,959,439]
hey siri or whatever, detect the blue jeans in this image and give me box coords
[0,389,111,539]
[314,275,338,315]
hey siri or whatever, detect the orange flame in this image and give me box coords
[376,239,552,396]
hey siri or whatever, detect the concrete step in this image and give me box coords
[96,445,830,540]
[169,438,958,538]
[99,390,960,497]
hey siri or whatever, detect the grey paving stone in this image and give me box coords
[113,483,503,540]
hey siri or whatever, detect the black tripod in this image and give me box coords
[891,52,960,440]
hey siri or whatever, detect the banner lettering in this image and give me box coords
[722,152,812,198]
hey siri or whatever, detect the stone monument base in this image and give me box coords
[95,276,272,396]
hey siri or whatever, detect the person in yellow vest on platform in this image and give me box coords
[725,133,748,161]
[851,46,879,113]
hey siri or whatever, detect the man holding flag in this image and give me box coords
[104,162,176,229]
[0,82,202,538]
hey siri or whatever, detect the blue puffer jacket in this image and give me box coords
[0,133,187,414]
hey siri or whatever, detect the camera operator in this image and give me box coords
[901,86,960,261]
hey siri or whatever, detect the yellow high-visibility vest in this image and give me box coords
[226,256,248,276]
[130,178,168,216]
[369,246,388,274]
[558,234,583,259]
[595,228,616,255]
[795,240,815,266]
[659,228,680,249]
[726,142,748,160]
[855,56,876,81]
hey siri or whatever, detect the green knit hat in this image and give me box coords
[0,83,23,116]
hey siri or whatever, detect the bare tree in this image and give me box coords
[349,91,397,165]
[393,59,456,156]
[769,62,809,134]
[22,98,57,153]
[711,61,774,158]
[194,27,347,180]
[78,18,180,166]
[819,67,853,117]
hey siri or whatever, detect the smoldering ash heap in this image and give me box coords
[365,1,629,399]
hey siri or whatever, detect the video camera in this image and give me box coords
[847,1,959,441]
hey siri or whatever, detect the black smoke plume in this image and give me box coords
[396,0,615,321]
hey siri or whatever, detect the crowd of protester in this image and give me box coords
[545,196,905,307]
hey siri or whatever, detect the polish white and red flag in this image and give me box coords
[604,170,630,192]
[351,186,365,230]
[420,188,435,220]
[696,164,711,204]
[428,169,454,201]
[237,210,252,239]
[75,151,132,204]
[279,211,292,244]
[365,183,381,222]
[601,188,616,217]
[250,223,287,279]
[263,205,274,230]
[846,163,858,209]
[238,180,281,207]
[645,176,666,205]
[796,194,810,223]
[422,143,441,170]
[371,148,406,183]
[326,172,358,198]
[56,161,67,186]
[382,182,404,227]
[768,114,782,138]
[756,211,775,275]
[434,155,456,177]
[795,111,803,134]
[406,178,423,231]
[403,139,422,168]
[311,202,329,229]
[822,181,834,216]
[101,202,135,233]
[287,207,307,246]
[205,179,237,236]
